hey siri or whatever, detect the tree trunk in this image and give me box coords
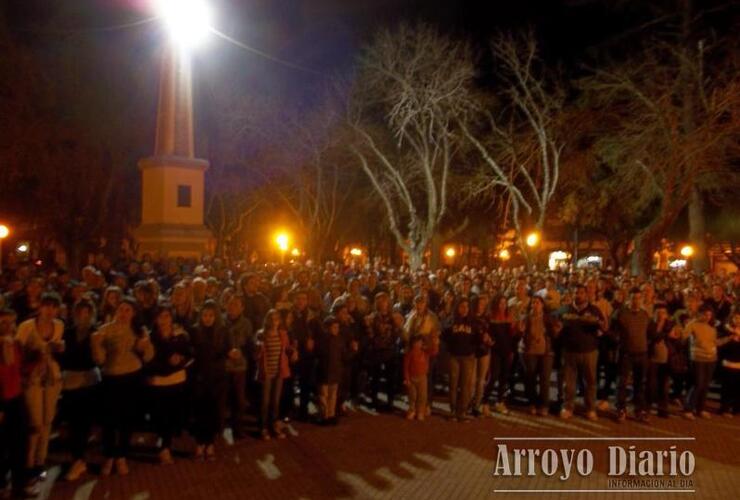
[430,233,442,270]
[688,186,708,272]
[631,232,657,277]
[408,248,424,272]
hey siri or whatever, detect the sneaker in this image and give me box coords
[417,413,425,422]
[537,407,549,417]
[261,429,271,441]
[158,449,174,466]
[65,459,87,481]
[616,409,627,423]
[273,426,287,439]
[683,411,696,420]
[495,403,510,415]
[637,411,650,423]
[722,412,734,419]
[459,415,472,423]
[405,411,416,420]
[100,458,114,477]
[586,411,598,421]
[699,411,711,419]
[596,400,611,412]
[448,415,458,423]
[35,468,48,482]
[194,445,205,460]
[114,458,129,476]
[559,408,573,420]
[205,444,216,461]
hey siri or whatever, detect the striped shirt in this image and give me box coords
[263,330,282,377]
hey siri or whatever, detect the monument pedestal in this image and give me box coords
[135,45,213,259]
[134,155,213,258]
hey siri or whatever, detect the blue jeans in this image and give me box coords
[617,352,648,412]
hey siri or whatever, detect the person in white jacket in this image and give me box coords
[15,292,65,482]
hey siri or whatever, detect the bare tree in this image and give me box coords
[583,37,740,275]
[224,87,359,262]
[460,32,565,264]
[348,24,474,270]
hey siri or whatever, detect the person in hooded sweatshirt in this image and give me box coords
[442,297,478,422]
[146,304,193,465]
[59,299,101,481]
[189,300,237,461]
[316,316,357,425]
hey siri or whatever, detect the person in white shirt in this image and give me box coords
[16,293,65,481]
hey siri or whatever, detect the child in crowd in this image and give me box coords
[255,309,294,440]
[316,316,357,425]
[403,333,439,421]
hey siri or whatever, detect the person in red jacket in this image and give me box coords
[0,308,33,497]
[403,334,439,421]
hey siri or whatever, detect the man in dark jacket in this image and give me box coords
[291,290,322,420]
[224,295,253,438]
[559,285,605,421]
[613,288,651,423]
[239,273,270,332]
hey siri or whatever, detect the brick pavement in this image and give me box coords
[39,400,740,500]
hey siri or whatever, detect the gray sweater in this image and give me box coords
[685,320,723,363]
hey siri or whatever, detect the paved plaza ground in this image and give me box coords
[38,396,740,500]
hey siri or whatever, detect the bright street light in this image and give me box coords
[498,248,511,261]
[155,0,213,49]
[680,245,694,258]
[16,243,28,253]
[525,231,540,247]
[350,247,363,257]
[290,248,301,257]
[444,247,456,258]
[275,232,290,252]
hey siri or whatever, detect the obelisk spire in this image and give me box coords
[154,47,195,158]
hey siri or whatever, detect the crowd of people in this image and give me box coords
[1,255,739,498]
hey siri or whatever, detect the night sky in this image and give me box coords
[2,0,737,163]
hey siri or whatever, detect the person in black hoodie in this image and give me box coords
[59,299,101,482]
[189,300,236,461]
[146,304,193,465]
[443,298,478,422]
[316,316,357,425]
[365,292,404,413]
